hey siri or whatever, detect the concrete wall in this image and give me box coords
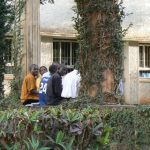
[124,42,139,104]
[4,75,14,96]
[23,0,40,74]
[39,0,150,40]
[128,42,139,104]
[124,41,150,104]
[139,80,150,104]
[123,42,130,103]
[123,0,150,41]
[40,37,53,68]
[122,0,150,104]
[40,0,76,35]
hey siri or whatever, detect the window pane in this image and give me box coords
[140,70,150,78]
[139,46,144,67]
[5,39,13,74]
[61,42,70,65]
[53,42,60,63]
[145,46,150,68]
[4,39,12,63]
[53,41,78,72]
[72,42,79,65]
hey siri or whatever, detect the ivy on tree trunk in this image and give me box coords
[74,0,125,103]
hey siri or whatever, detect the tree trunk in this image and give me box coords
[75,0,124,102]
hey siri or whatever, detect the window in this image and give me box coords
[139,45,150,78]
[5,39,13,74]
[53,40,79,71]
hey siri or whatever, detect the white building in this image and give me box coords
[5,0,150,104]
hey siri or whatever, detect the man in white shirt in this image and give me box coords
[61,69,81,98]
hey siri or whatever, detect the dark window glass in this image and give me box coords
[72,42,79,65]
[145,46,150,68]
[61,42,70,65]
[53,42,60,63]
[53,41,79,72]
[139,46,144,67]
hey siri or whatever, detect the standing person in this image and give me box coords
[36,66,47,91]
[61,69,81,98]
[46,65,67,105]
[39,64,57,106]
[20,64,39,105]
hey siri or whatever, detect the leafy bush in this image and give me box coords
[1,102,150,150]
[0,105,111,149]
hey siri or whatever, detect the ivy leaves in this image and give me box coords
[74,0,125,102]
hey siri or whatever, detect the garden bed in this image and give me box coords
[0,98,150,149]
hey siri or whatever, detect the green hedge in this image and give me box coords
[1,104,150,150]
[0,105,110,150]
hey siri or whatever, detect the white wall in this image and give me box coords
[40,0,76,34]
[40,0,150,40]
[139,80,150,104]
[124,42,139,104]
[40,37,53,68]
[122,0,150,41]
[123,42,130,103]
[128,42,139,104]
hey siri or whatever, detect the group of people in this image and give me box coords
[20,63,81,106]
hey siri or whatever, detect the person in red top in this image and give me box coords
[20,64,39,105]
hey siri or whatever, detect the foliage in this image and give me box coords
[24,136,49,150]
[0,96,20,111]
[73,0,125,102]
[104,105,150,149]
[40,0,54,4]
[0,105,111,150]
[0,104,150,150]
[1,103,150,149]
[10,0,54,100]
[0,0,14,98]
[10,0,25,99]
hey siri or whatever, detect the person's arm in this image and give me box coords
[27,75,39,94]
[31,89,39,94]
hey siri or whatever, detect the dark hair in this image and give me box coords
[58,65,67,76]
[39,66,47,71]
[49,64,58,74]
[29,64,38,72]
[52,62,61,70]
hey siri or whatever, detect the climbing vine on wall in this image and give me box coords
[10,0,25,98]
[40,0,54,4]
[74,0,125,102]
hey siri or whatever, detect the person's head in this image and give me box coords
[39,66,47,76]
[29,64,39,76]
[52,62,61,71]
[49,63,58,75]
[58,65,67,76]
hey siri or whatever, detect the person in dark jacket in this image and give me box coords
[46,64,66,105]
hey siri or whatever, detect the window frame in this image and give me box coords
[5,38,14,75]
[53,39,78,69]
[139,44,150,78]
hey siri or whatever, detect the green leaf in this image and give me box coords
[66,136,75,150]
[92,123,103,133]
[38,147,50,150]
[56,131,64,144]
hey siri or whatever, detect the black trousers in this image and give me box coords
[23,99,39,105]
[47,98,64,106]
